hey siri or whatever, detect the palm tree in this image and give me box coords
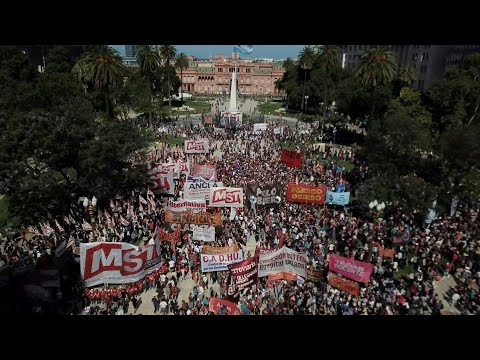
[399,65,417,88]
[283,57,295,72]
[298,46,316,112]
[77,46,126,120]
[317,45,340,127]
[72,59,89,94]
[158,45,177,109]
[175,53,190,103]
[136,45,161,126]
[355,46,397,119]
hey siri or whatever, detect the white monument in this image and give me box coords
[221,53,242,127]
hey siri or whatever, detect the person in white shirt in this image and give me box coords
[159,300,168,314]
[168,259,175,272]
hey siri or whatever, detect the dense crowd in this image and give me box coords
[1,121,479,315]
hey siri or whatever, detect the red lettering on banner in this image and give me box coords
[211,188,241,204]
[219,254,225,261]
[187,142,205,151]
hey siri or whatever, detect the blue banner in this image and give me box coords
[335,184,346,193]
[326,191,350,205]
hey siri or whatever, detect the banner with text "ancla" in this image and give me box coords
[286,183,326,205]
[185,139,209,154]
[328,254,373,283]
[164,209,222,226]
[209,187,244,208]
[281,148,303,168]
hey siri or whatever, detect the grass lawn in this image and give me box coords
[316,158,356,172]
[171,100,211,115]
[0,196,9,230]
[161,135,184,146]
[258,101,284,115]
[394,264,414,280]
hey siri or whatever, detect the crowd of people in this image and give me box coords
[1,119,479,315]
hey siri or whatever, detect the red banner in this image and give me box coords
[307,268,323,282]
[208,298,241,315]
[328,254,373,283]
[281,148,303,168]
[328,273,360,297]
[158,228,181,243]
[268,272,297,282]
[191,164,216,180]
[286,183,326,205]
[374,242,396,258]
[164,209,222,226]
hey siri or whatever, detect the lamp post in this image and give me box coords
[83,196,98,242]
[304,95,309,115]
[333,126,337,145]
[367,200,386,262]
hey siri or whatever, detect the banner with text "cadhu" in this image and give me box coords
[200,251,244,272]
[286,183,326,205]
[326,191,350,205]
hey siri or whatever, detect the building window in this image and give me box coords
[219,86,222,92]
[247,78,250,84]
[219,76,222,82]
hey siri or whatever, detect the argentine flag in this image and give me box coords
[234,45,254,54]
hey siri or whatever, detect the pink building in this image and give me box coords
[176,53,285,96]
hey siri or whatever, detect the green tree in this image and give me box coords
[175,52,190,103]
[44,46,75,74]
[75,46,126,120]
[317,45,340,126]
[136,45,162,126]
[355,47,397,120]
[159,45,177,109]
[398,64,417,88]
[298,46,316,112]
[386,87,432,132]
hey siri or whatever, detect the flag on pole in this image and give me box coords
[63,216,70,225]
[41,223,55,236]
[120,215,129,226]
[234,45,254,54]
[230,208,237,221]
[139,195,148,205]
[55,219,65,233]
[82,220,93,232]
[69,214,76,224]
[147,189,155,199]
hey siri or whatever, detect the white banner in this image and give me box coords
[258,247,307,278]
[183,180,224,201]
[254,123,268,132]
[185,139,210,154]
[274,127,284,135]
[200,250,244,272]
[192,225,216,242]
[167,199,206,212]
[208,187,244,208]
[80,234,162,287]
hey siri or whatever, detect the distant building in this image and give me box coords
[125,45,140,58]
[341,45,477,92]
[176,53,285,96]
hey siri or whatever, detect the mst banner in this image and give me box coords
[281,148,303,168]
[192,225,216,242]
[80,235,162,287]
[328,272,360,297]
[209,187,244,208]
[200,251,244,272]
[246,183,281,208]
[191,164,217,180]
[185,139,209,154]
[259,247,307,278]
[183,180,224,201]
[328,254,373,283]
[167,199,206,212]
[208,298,241,315]
[286,183,326,205]
[326,191,351,205]
[164,210,222,226]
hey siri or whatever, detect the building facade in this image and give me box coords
[445,45,480,67]
[176,54,285,96]
[342,45,456,91]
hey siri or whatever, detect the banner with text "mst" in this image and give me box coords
[286,183,326,205]
[80,235,162,287]
[208,187,244,208]
[185,139,209,154]
[259,246,307,278]
[281,148,303,168]
[328,254,373,283]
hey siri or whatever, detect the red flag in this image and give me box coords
[120,215,129,226]
[281,148,303,168]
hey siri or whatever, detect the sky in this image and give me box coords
[110,45,306,60]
